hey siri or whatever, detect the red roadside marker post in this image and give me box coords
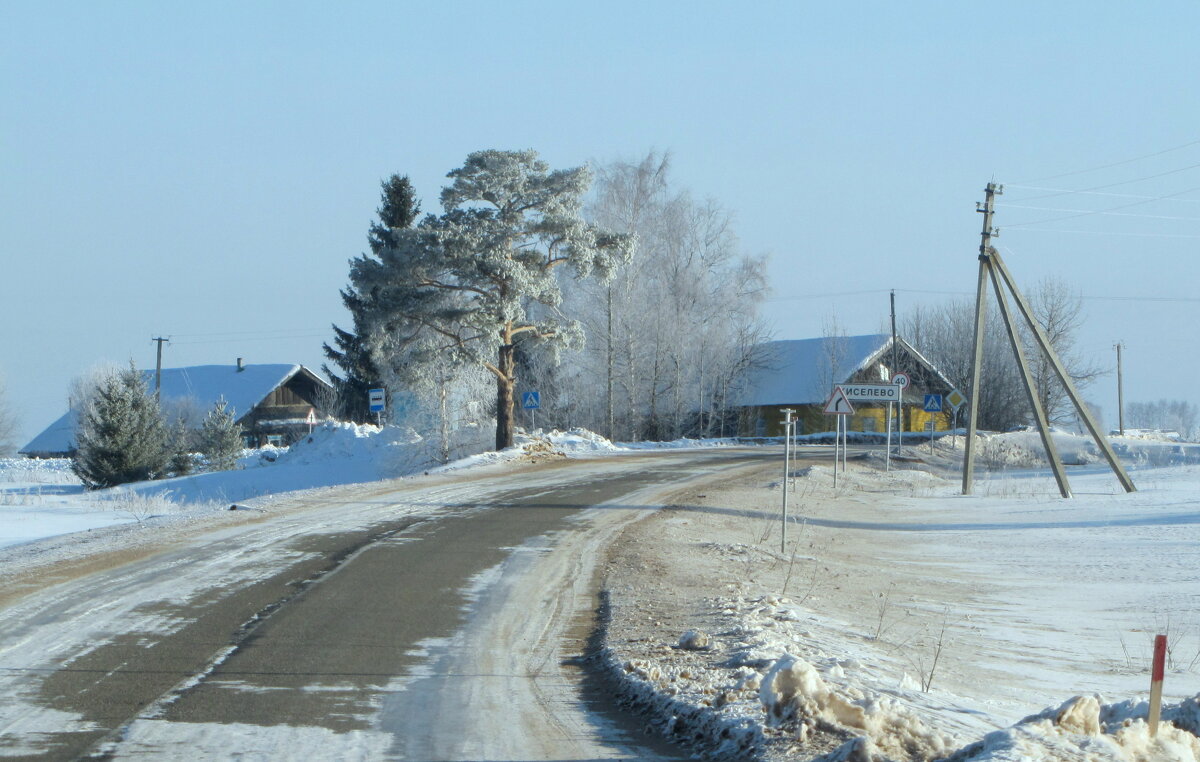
[1149,633,1167,736]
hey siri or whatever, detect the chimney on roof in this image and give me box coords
[237,357,244,372]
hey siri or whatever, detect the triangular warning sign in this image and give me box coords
[823,387,855,415]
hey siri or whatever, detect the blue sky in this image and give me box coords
[3,2,1199,443]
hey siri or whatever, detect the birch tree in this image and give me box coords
[1024,278,1104,424]
[564,151,770,441]
[352,149,634,450]
[0,375,17,456]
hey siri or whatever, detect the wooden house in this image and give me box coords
[733,334,956,437]
[21,363,333,458]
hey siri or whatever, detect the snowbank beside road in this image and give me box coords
[600,452,1200,761]
[0,425,697,554]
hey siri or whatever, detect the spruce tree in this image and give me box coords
[167,417,195,476]
[198,398,244,472]
[324,175,421,423]
[73,363,169,489]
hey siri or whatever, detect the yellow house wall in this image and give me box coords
[741,405,952,436]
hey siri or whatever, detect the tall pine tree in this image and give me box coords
[350,150,634,450]
[324,175,421,423]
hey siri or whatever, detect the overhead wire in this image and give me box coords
[1005,185,1200,204]
[996,203,1200,222]
[1000,183,1200,228]
[1005,161,1200,203]
[1013,137,1200,184]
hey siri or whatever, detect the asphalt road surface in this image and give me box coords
[0,448,770,760]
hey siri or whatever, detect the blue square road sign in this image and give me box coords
[923,394,943,413]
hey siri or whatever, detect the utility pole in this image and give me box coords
[962,183,1000,495]
[890,290,899,453]
[1115,342,1125,436]
[151,336,169,400]
[961,182,1135,497]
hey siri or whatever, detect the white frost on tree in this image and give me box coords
[552,151,770,441]
[72,362,169,489]
[0,374,18,457]
[351,149,634,451]
[198,398,244,472]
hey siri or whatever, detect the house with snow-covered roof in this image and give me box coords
[733,334,955,437]
[21,362,333,458]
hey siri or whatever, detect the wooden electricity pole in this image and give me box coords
[961,183,1135,497]
[1116,342,1125,436]
[152,336,169,400]
[961,184,999,495]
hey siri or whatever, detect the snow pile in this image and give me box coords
[760,653,952,760]
[0,458,78,485]
[604,589,958,761]
[270,422,422,471]
[524,427,623,453]
[950,694,1200,761]
[621,437,739,450]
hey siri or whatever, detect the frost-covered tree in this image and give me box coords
[902,278,1100,431]
[560,151,770,441]
[1127,399,1199,439]
[352,149,634,450]
[198,398,244,472]
[0,375,17,457]
[72,362,169,489]
[167,417,195,476]
[324,175,422,423]
[902,300,1027,431]
[1025,278,1104,424]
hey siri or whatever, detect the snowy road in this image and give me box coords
[0,449,766,760]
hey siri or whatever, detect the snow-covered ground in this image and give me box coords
[3,426,1200,759]
[601,433,1200,760]
[0,423,645,554]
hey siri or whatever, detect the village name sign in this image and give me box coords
[835,384,901,403]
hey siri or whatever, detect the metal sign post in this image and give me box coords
[781,409,795,554]
[368,388,386,427]
[923,394,943,453]
[885,402,892,472]
[893,373,910,454]
[824,388,854,490]
[947,389,966,449]
[522,391,541,431]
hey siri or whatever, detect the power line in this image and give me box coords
[1007,161,1200,204]
[770,287,1200,304]
[1014,138,1200,184]
[1002,227,1200,240]
[997,203,1200,222]
[166,328,331,339]
[1002,183,1200,228]
[1006,185,1200,204]
[171,333,330,347]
